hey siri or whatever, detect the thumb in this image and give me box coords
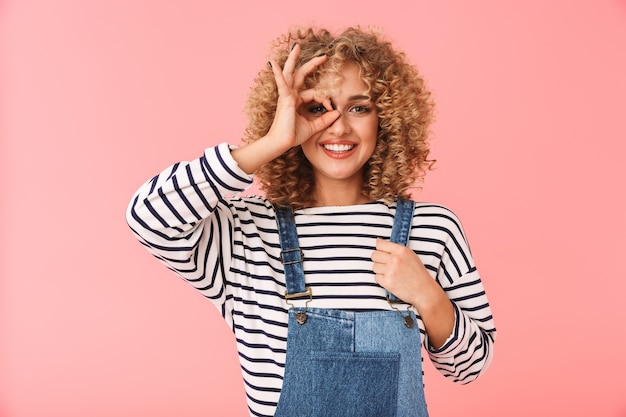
[309,110,340,135]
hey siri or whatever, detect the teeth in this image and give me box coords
[323,144,355,153]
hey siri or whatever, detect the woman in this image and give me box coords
[127,26,496,417]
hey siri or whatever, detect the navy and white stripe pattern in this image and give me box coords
[126,143,496,417]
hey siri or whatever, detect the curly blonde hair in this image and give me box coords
[243,26,435,209]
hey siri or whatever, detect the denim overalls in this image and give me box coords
[273,200,429,417]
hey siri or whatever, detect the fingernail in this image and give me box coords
[317,53,326,57]
[267,61,272,68]
[291,43,298,51]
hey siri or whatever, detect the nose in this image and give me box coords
[326,113,351,136]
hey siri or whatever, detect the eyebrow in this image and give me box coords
[324,94,372,110]
[348,94,371,101]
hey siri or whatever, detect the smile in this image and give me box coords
[322,144,355,153]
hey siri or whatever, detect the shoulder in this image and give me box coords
[410,202,467,238]
[412,202,461,220]
[226,195,279,223]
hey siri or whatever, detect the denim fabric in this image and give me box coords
[274,201,428,417]
[387,199,415,303]
[275,206,307,295]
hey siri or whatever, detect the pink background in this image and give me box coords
[2,0,626,416]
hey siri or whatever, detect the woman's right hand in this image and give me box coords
[265,43,340,149]
[231,44,339,174]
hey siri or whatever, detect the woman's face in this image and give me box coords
[299,62,379,190]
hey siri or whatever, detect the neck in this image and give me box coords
[310,178,371,207]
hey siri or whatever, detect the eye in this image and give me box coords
[350,104,371,114]
[308,104,327,115]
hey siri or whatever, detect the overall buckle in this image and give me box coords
[280,248,304,265]
[386,295,415,329]
[285,287,312,325]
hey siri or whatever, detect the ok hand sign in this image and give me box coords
[266,44,340,150]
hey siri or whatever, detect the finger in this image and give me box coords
[372,262,386,275]
[375,237,392,252]
[298,88,317,103]
[370,249,390,264]
[322,97,333,112]
[282,43,301,85]
[308,110,340,134]
[375,238,403,253]
[298,88,332,109]
[293,54,328,90]
[269,59,292,97]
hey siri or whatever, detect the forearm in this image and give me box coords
[231,134,291,175]
[126,143,253,293]
[426,271,496,384]
[410,280,456,350]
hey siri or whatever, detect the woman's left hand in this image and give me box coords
[371,238,432,307]
[371,238,455,349]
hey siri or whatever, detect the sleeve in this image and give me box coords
[423,208,497,384]
[125,143,254,312]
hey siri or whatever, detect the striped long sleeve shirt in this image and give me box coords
[126,143,496,417]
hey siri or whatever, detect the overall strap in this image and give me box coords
[387,199,416,302]
[275,200,415,301]
[390,199,415,246]
[274,205,307,296]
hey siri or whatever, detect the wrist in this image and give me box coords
[232,135,290,174]
[411,284,455,350]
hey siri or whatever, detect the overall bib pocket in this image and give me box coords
[309,350,400,417]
